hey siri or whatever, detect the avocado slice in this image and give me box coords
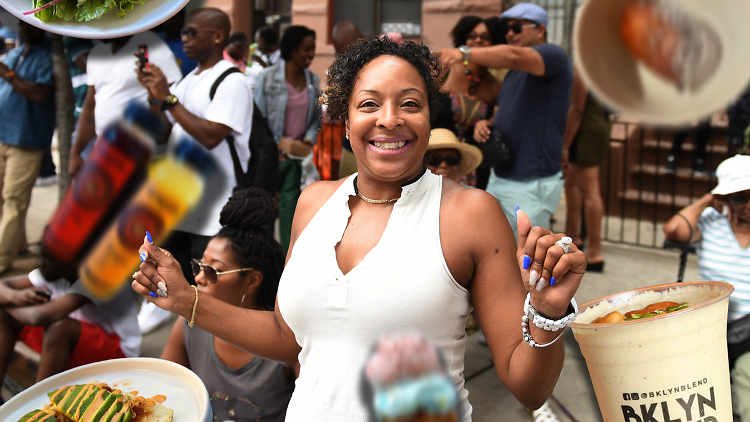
[17,409,57,422]
[81,389,117,422]
[59,384,85,415]
[68,384,98,419]
[99,399,123,422]
[48,385,70,404]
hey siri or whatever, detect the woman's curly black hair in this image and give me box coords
[216,188,284,310]
[280,25,316,62]
[451,16,484,47]
[323,35,444,124]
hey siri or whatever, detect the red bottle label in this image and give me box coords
[43,135,144,263]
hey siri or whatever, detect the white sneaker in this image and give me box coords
[137,301,173,334]
[532,401,561,422]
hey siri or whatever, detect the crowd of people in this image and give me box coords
[0,2,748,422]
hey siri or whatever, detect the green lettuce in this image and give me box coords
[53,0,79,21]
[116,0,146,19]
[74,0,117,22]
[33,0,148,22]
[32,0,58,22]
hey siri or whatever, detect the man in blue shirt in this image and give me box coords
[0,19,16,55]
[0,21,55,275]
[436,3,573,238]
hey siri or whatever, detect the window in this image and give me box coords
[334,0,422,37]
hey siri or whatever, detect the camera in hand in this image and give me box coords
[475,125,511,166]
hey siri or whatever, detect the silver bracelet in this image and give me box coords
[521,293,578,348]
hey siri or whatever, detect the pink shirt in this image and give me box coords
[283,81,309,141]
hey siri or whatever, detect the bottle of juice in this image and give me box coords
[43,103,164,264]
[79,138,216,300]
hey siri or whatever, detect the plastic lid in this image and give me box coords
[172,137,217,177]
[124,101,167,141]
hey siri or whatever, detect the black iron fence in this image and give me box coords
[596,117,729,248]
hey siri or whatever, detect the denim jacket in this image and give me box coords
[254,60,322,145]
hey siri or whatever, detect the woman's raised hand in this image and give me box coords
[132,235,193,315]
[516,208,586,318]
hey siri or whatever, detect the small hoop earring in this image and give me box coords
[240,294,246,308]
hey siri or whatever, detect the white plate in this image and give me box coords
[574,0,750,125]
[0,357,211,422]
[0,0,189,38]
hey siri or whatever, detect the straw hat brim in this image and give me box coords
[426,141,484,179]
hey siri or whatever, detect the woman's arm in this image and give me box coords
[160,317,191,368]
[663,193,714,243]
[134,181,346,366]
[133,245,301,365]
[441,185,585,409]
[303,74,323,145]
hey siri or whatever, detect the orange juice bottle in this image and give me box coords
[79,139,215,300]
[43,103,163,264]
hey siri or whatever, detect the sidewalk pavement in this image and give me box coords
[6,181,703,421]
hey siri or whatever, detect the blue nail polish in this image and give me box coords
[522,255,531,270]
[149,291,158,298]
[515,205,520,218]
[146,231,153,244]
[550,277,556,286]
[140,252,147,262]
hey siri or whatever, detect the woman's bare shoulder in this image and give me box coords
[441,179,501,211]
[299,178,348,211]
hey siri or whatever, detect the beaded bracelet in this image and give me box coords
[521,293,577,348]
[522,315,565,348]
[188,285,199,327]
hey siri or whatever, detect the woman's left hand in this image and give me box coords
[516,208,586,318]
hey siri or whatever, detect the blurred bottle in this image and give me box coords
[43,103,164,264]
[80,139,216,299]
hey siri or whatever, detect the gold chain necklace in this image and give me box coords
[354,177,399,204]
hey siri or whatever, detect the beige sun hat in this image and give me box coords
[711,154,750,196]
[427,128,484,178]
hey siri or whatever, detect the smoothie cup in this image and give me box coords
[570,281,733,422]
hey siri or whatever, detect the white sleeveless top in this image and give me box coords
[278,171,473,422]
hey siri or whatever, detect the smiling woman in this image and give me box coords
[132,35,588,422]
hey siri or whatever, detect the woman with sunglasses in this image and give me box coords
[436,16,503,143]
[159,188,294,422]
[134,36,587,421]
[663,154,750,420]
[424,128,483,185]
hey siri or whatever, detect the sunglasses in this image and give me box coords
[730,193,750,205]
[508,23,538,34]
[181,27,219,39]
[424,154,461,167]
[191,259,254,282]
[467,32,492,42]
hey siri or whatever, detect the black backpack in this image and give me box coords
[209,67,279,195]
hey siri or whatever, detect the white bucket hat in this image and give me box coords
[711,155,750,195]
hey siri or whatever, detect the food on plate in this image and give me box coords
[592,301,688,324]
[25,0,149,22]
[18,409,58,422]
[620,0,721,91]
[25,382,174,422]
[365,334,459,422]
